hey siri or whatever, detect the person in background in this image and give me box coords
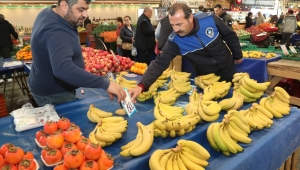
[120,16,135,60]
[276,15,284,27]
[245,12,253,29]
[129,3,243,102]
[116,17,124,56]
[256,12,265,25]
[269,15,278,25]
[155,7,173,51]
[0,14,18,83]
[28,0,126,106]
[194,5,205,17]
[281,10,298,50]
[213,4,233,29]
[135,6,156,65]
[83,16,91,28]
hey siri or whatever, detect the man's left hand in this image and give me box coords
[235,59,243,64]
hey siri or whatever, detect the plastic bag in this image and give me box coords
[131,46,137,56]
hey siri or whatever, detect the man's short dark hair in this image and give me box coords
[214,4,222,9]
[169,3,192,20]
[58,0,91,7]
[198,5,204,11]
[116,17,123,23]
[0,14,4,20]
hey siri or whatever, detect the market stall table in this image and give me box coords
[0,86,299,170]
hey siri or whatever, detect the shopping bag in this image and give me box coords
[121,43,132,50]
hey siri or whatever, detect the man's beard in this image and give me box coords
[64,9,85,28]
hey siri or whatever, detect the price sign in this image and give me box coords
[289,46,298,53]
[121,88,137,117]
[280,45,289,55]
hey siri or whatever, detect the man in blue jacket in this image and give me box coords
[29,0,126,106]
[129,3,243,101]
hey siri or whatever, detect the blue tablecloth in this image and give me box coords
[182,56,281,82]
[0,85,300,170]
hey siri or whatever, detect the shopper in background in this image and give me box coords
[213,4,233,29]
[135,6,156,65]
[29,0,126,106]
[83,16,91,28]
[255,12,265,26]
[129,3,243,102]
[116,17,124,56]
[0,14,18,83]
[155,7,172,51]
[120,16,135,60]
[276,15,284,27]
[194,5,205,17]
[269,15,278,25]
[281,10,298,50]
[245,12,253,29]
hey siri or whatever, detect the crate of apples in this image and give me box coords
[130,62,147,75]
[0,143,39,170]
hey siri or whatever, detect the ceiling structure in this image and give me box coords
[0,0,161,4]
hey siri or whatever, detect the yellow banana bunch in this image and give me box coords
[153,102,184,119]
[149,139,210,170]
[120,122,154,157]
[158,67,172,80]
[240,106,273,130]
[219,91,244,111]
[167,78,192,95]
[153,88,180,106]
[116,76,137,90]
[202,81,231,100]
[87,104,113,123]
[136,81,159,102]
[169,70,191,82]
[194,73,221,89]
[89,117,127,147]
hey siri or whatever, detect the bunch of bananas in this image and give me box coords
[87,104,113,123]
[153,115,201,138]
[219,92,244,111]
[149,139,210,170]
[136,82,159,102]
[169,70,191,81]
[207,110,252,156]
[153,88,180,106]
[116,75,137,89]
[120,122,154,157]
[156,79,168,88]
[241,104,273,130]
[167,78,192,95]
[89,117,127,147]
[232,72,270,102]
[158,67,172,80]
[185,90,221,122]
[202,81,232,100]
[194,73,221,89]
[259,86,290,118]
[153,102,184,119]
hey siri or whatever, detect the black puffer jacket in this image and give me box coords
[135,13,155,50]
[0,19,18,49]
[120,24,136,43]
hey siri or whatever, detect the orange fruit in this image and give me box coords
[141,69,146,75]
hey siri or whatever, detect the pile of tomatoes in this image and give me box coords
[37,117,114,170]
[0,143,37,170]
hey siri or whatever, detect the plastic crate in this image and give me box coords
[240,41,250,49]
[0,94,8,118]
[238,35,250,40]
[281,51,300,61]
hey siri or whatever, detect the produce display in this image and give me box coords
[245,25,263,34]
[130,62,148,75]
[202,81,232,100]
[0,143,38,170]
[283,53,300,59]
[194,73,221,90]
[16,45,32,60]
[235,29,251,37]
[149,139,210,170]
[242,51,277,58]
[100,31,117,43]
[257,23,278,32]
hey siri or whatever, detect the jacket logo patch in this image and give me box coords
[205,27,214,38]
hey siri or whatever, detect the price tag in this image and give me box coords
[106,71,116,82]
[280,45,289,55]
[121,88,137,117]
[289,46,298,53]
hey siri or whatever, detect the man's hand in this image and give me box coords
[106,82,126,102]
[128,86,143,103]
[235,58,243,64]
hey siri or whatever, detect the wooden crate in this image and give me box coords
[0,94,8,118]
[279,147,299,170]
[168,55,182,72]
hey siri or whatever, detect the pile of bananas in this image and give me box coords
[120,122,154,157]
[207,110,252,156]
[219,92,244,111]
[158,67,172,79]
[87,104,113,123]
[116,75,137,89]
[89,117,127,147]
[149,139,210,170]
[232,72,270,102]
[153,102,184,119]
[156,79,168,88]
[153,115,201,138]
[259,86,290,118]
[185,89,221,122]
[240,103,273,130]
[136,82,159,102]
[153,88,180,106]
[194,73,221,89]
[242,51,277,59]
[202,81,232,100]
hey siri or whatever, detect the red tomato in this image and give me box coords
[0,163,17,170]
[5,146,24,165]
[0,154,5,167]
[53,163,69,170]
[63,150,85,168]
[38,133,49,147]
[43,121,58,134]
[0,143,15,157]
[64,126,81,144]
[97,150,114,170]
[57,117,71,131]
[23,151,34,160]
[60,142,77,157]
[44,149,62,165]
[47,132,64,149]
[79,160,99,170]
[17,159,37,170]
[76,136,89,153]
[41,146,51,159]
[84,143,102,160]
[35,130,44,141]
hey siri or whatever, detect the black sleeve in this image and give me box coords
[141,21,154,35]
[9,23,18,39]
[213,15,242,60]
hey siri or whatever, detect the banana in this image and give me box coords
[206,123,221,152]
[99,127,122,139]
[101,120,128,127]
[251,111,269,128]
[223,124,244,152]
[219,98,236,110]
[240,77,259,93]
[189,88,200,103]
[229,116,251,133]
[202,92,216,101]
[181,149,209,167]
[227,123,252,144]
[252,103,273,119]
[179,151,205,170]
[115,109,126,115]
[89,132,100,145]
[90,111,102,123]
[228,94,244,110]
[255,110,273,125]
[120,125,143,157]
[165,152,174,170]
[274,86,290,99]
[243,76,270,91]
[159,151,173,170]
[239,85,255,99]
[172,153,180,170]
[94,126,116,142]
[121,140,135,150]
[90,104,113,118]
[173,84,192,94]
[101,125,127,133]
[219,123,237,154]
[177,139,210,160]
[212,122,227,152]
[259,97,268,107]
[198,103,219,122]
[201,102,221,116]
[273,94,290,106]
[233,72,247,77]
[200,73,216,80]
[101,116,125,123]
[269,97,290,115]
[228,110,249,125]
[153,118,167,130]
[228,121,248,137]
[264,98,283,118]
[87,109,96,123]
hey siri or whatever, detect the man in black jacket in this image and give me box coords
[0,14,18,59]
[214,4,233,29]
[135,7,155,65]
[129,3,243,101]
